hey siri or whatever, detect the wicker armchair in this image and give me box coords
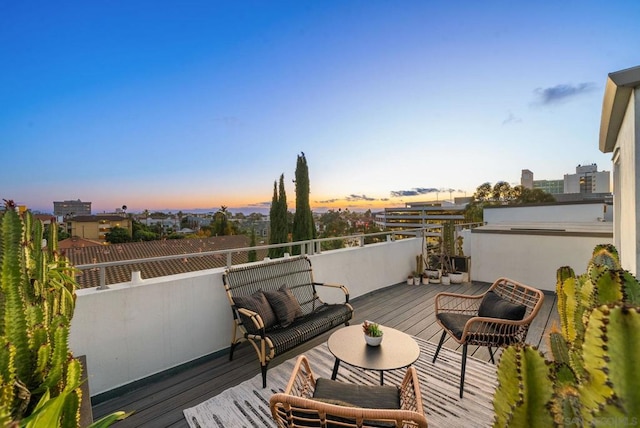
[433,277,544,398]
[270,355,428,428]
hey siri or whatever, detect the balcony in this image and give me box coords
[66,223,594,427]
[90,279,557,427]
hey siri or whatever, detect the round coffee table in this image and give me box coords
[327,324,420,385]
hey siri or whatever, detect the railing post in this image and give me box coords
[97,267,108,290]
[226,251,233,267]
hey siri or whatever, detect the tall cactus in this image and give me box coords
[0,201,126,426]
[493,244,640,427]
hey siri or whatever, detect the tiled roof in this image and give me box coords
[59,237,104,250]
[65,235,264,288]
[71,215,127,222]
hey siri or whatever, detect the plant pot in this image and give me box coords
[429,277,441,284]
[422,276,429,285]
[450,272,464,284]
[413,276,421,285]
[441,275,451,285]
[364,334,383,347]
[426,269,439,279]
[406,277,413,285]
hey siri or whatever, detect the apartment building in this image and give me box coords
[67,215,131,241]
[54,199,92,217]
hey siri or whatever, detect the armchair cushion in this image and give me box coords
[233,290,277,333]
[264,284,303,327]
[478,291,526,321]
[313,378,400,410]
[436,313,474,340]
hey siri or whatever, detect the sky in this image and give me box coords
[1,1,638,214]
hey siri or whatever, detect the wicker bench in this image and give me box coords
[223,256,354,387]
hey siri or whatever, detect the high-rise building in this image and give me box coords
[53,199,92,217]
[521,169,534,189]
[564,164,610,194]
[533,179,564,194]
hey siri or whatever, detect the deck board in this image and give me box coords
[93,281,558,427]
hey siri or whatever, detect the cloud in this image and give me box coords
[346,194,375,202]
[315,194,381,204]
[390,187,464,198]
[534,83,596,105]
[390,188,438,197]
[248,201,271,207]
[502,111,522,125]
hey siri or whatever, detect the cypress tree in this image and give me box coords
[268,180,279,258]
[292,152,315,255]
[248,228,257,262]
[268,174,288,258]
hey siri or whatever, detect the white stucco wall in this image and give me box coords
[484,203,607,223]
[470,229,612,292]
[614,90,639,274]
[69,238,422,396]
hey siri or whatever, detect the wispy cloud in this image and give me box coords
[316,194,380,204]
[346,194,376,202]
[389,187,462,198]
[534,83,596,105]
[502,111,522,125]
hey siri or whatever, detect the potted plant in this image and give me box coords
[412,271,421,285]
[362,321,383,346]
[441,272,451,285]
[426,253,440,283]
[0,201,128,427]
[421,271,429,285]
[449,271,464,284]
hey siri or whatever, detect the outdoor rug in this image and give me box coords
[183,337,498,428]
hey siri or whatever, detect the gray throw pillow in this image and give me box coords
[233,290,278,333]
[264,284,303,327]
[478,291,526,320]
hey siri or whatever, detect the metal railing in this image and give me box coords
[74,225,456,290]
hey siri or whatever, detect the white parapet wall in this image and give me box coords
[484,202,609,223]
[469,222,613,291]
[69,237,422,396]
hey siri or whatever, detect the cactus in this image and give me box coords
[0,201,127,426]
[493,245,640,427]
[415,254,424,276]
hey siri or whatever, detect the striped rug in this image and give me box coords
[183,337,498,428]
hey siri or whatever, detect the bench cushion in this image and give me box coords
[264,284,303,327]
[234,290,278,333]
[267,304,353,355]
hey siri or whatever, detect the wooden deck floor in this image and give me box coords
[92,281,558,427]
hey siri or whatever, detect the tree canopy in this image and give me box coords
[105,226,132,243]
[464,181,556,222]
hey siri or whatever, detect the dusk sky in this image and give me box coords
[1,1,637,214]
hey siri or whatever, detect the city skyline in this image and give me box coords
[2,1,635,213]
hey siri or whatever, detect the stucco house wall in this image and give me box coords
[599,65,640,274]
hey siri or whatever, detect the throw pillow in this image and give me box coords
[264,284,303,327]
[233,290,278,333]
[478,291,526,320]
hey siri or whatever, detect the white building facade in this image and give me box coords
[563,164,610,194]
[599,65,640,274]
